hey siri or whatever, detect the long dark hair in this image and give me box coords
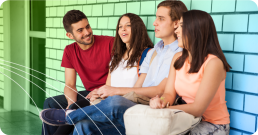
[110,13,154,73]
[174,10,231,73]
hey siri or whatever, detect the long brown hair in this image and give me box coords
[174,10,231,73]
[110,13,153,73]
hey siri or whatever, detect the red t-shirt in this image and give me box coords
[61,35,114,91]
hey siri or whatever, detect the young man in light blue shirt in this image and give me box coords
[40,1,188,135]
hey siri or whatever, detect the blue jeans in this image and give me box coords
[42,90,90,135]
[190,121,230,135]
[73,120,125,135]
[66,95,136,134]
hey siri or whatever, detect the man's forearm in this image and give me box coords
[64,86,78,106]
[116,78,167,98]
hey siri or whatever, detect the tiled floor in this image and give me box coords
[0,109,42,135]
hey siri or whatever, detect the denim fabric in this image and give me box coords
[139,40,182,87]
[42,90,90,135]
[67,95,136,127]
[190,121,230,135]
[73,120,125,135]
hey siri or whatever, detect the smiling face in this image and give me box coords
[67,18,93,46]
[118,16,131,46]
[153,6,177,41]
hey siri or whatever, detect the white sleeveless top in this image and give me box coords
[110,59,138,87]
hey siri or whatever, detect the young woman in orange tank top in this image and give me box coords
[150,10,231,135]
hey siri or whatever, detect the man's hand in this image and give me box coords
[150,95,166,109]
[97,85,118,98]
[85,89,99,99]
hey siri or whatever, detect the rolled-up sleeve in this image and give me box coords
[139,49,155,74]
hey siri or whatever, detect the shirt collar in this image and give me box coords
[154,40,179,53]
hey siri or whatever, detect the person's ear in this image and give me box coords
[173,20,180,29]
[66,32,74,40]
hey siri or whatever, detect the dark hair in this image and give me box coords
[110,13,154,73]
[63,10,87,33]
[158,0,188,38]
[174,10,231,73]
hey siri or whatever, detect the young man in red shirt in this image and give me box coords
[42,10,114,135]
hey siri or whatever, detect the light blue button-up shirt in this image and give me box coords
[139,40,182,87]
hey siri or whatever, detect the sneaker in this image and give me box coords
[40,108,73,126]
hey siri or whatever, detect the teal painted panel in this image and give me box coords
[141,1,155,15]
[233,73,258,94]
[230,111,256,133]
[114,3,126,16]
[108,17,119,29]
[140,16,147,26]
[88,17,98,28]
[223,14,248,32]
[225,91,244,110]
[217,34,234,51]
[211,15,222,31]
[212,0,235,12]
[147,31,155,43]
[244,55,258,73]
[236,0,258,12]
[191,0,212,13]
[92,5,102,16]
[248,14,258,32]
[98,17,108,29]
[245,94,258,114]
[224,53,244,71]
[78,0,87,4]
[147,16,155,30]
[181,0,191,10]
[127,2,140,15]
[83,5,92,17]
[97,0,107,3]
[229,130,242,135]
[57,7,65,17]
[103,4,114,16]
[102,30,114,36]
[234,34,258,53]
[50,7,57,17]
[225,72,232,89]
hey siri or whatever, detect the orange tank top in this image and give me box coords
[175,54,230,124]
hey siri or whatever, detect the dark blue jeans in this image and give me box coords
[66,95,137,135]
[42,90,90,135]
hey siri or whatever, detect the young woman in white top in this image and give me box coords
[51,13,153,135]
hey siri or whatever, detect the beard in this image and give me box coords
[73,33,93,45]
